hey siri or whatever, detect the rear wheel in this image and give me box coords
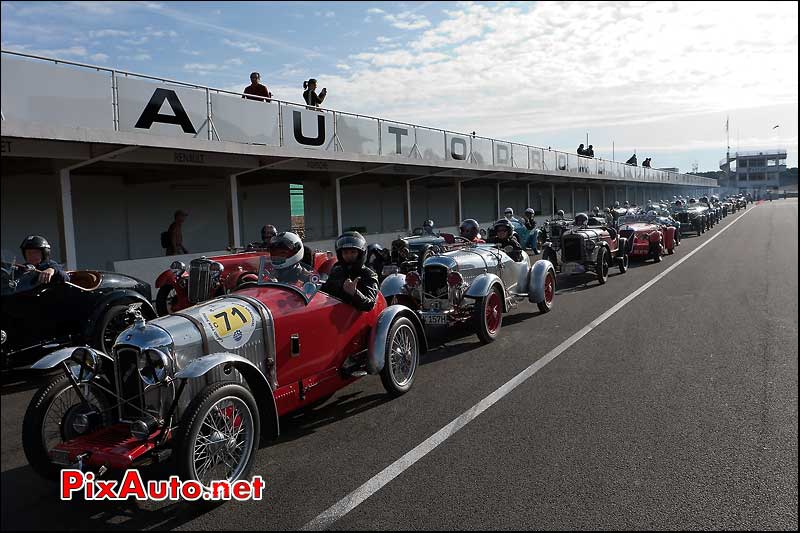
[618,252,629,273]
[595,247,609,284]
[537,270,555,313]
[652,244,662,263]
[379,317,419,397]
[473,286,503,344]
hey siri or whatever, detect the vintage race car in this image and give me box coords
[384,231,474,279]
[617,213,677,262]
[1,261,155,371]
[542,221,629,283]
[154,247,334,315]
[22,256,426,491]
[380,244,556,343]
[671,203,709,236]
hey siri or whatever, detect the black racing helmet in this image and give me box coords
[20,235,51,262]
[574,212,589,226]
[524,207,535,217]
[261,224,277,242]
[335,231,367,268]
[556,209,565,218]
[459,218,480,240]
[267,232,304,270]
[493,218,513,235]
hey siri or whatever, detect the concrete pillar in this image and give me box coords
[496,182,501,219]
[58,169,77,270]
[228,174,241,248]
[551,183,556,216]
[571,184,575,217]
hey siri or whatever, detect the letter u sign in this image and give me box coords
[293,110,325,146]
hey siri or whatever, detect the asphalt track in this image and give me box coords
[1,199,797,531]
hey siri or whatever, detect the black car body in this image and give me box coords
[1,262,155,371]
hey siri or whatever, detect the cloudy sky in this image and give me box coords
[2,1,797,171]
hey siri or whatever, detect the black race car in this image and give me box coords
[1,261,156,371]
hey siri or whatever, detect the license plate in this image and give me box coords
[421,313,448,326]
[382,265,399,276]
[562,263,584,274]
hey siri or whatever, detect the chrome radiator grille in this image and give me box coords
[424,266,448,298]
[188,259,213,304]
[562,235,583,262]
[114,347,146,422]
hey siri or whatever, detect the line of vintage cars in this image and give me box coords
[4,193,740,498]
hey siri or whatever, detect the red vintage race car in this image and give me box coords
[155,246,335,315]
[617,213,677,262]
[23,256,427,493]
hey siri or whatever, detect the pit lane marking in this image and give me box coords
[302,206,757,531]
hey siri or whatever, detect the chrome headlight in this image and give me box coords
[209,261,224,280]
[137,348,173,386]
[67,347,101,383]
[585,239,596,250]
[170,260,186,273]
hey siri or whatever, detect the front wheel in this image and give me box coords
[23,373,114,480]
[618,252,629,274]
[379,317,419,397]
[652,244,663,263]
[595,246,609,284]
[176,382,260,489]
[542,247,558,268]
[156,284,178,316]
[473,286,503,344]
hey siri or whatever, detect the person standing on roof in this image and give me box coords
[242,72,272,102]
[303,78,327,107]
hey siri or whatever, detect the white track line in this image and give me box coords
[302,206,757,531]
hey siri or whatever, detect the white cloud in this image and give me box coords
[88,29,131,38]
[383,11,431,30]
[336,63,351,71]
[376,36,393,44]
[222,38,262,53]
[226,57,243,66]
[315,10,335,18]
[367,8,385,15]
[120,53,151,61]
[90,52,109,62]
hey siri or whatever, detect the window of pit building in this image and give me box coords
[749,173,767,181]
[290,184,304,239]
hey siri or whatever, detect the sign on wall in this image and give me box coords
[281,104,335,151]
[117,77,208,138]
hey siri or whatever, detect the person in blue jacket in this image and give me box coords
[19,235,70,283]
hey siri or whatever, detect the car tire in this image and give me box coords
[473,286,503,344]
[595,246,609,284]
[379,317,419,397]
[543,247,558,268]
[176,382,260,490]
[95,304,134,354]
[618,252,629,274]
[653,245,662,263]
[156,284,177,316]
[23,373,114,480]
[536,269,556,314]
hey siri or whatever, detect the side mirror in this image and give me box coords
[170,261,186,272]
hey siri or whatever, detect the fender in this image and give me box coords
[83,290,157,340]
[367,305,427,375]
[155,269,179,289]
[30,346,114,370]
[464,273,505,310]
[83,289,158,339]
[379,273,408,299]
[175,352,279,441]
[528,259,555,304]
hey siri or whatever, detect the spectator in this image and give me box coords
[625,153,638,166]
[164,209,188,256]
[642,157,651,168]
[585,144,594,157]
[303,78,327,107]
[242,72,272,102]
[577,144,586,156]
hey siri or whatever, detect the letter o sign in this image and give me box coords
[450,137,467,160]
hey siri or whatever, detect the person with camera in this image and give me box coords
[321,231,378,311]
[303,78,327,108]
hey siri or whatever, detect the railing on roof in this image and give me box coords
[0,49,717,188]
[720,149,788,167]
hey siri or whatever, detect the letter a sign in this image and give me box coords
[135,88,197,134]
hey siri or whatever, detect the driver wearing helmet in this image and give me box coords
[488,219,524,261]
[574,212,589,226]
[260,224,277,246]
[503,207,518,222]
[19,235,69,284]
[554,209,565,220]
[320,231,378,311]
[458,219,484,243]
[266,231,313,285]
[522,208,541,254]
[422,219,437,236]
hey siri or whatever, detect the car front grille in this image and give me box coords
[423,266,449,299]
[675,212,689,223]
[619,229,634,241]
[114,347,146,422]
[562,235,583,262]
[188,259,214,304]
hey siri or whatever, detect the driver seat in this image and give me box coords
[67,270,102,291]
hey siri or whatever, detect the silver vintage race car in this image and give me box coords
[380,243,556,343]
